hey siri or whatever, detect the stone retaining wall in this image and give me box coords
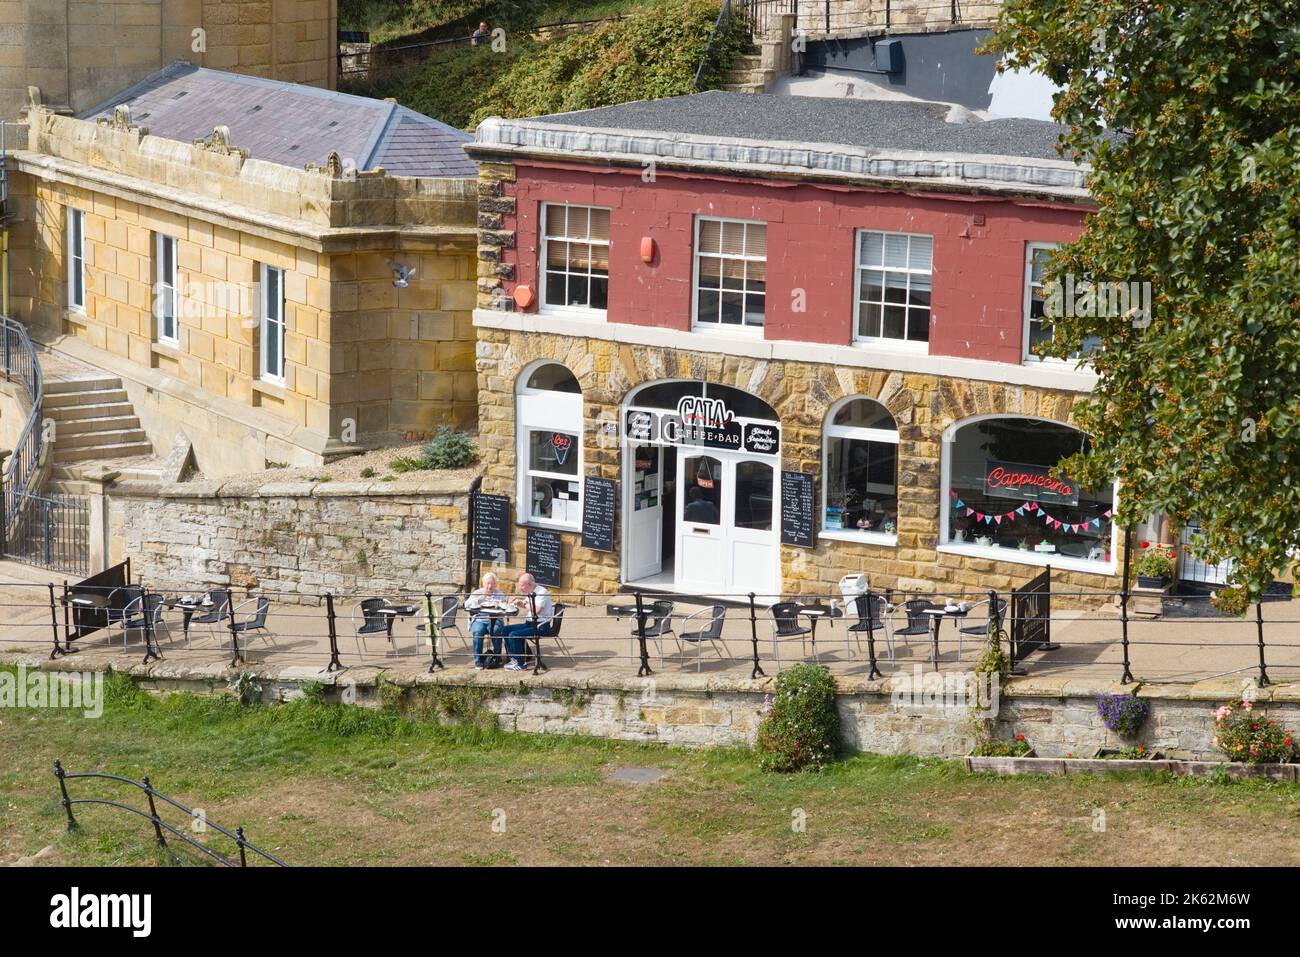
[24,651,1297,760]
[106,474,475,599]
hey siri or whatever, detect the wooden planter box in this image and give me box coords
[964,755,1300,778]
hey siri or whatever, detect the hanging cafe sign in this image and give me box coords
[624,396,780,455]
[983,459,1080,506]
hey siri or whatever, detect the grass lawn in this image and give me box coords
[3,670,1300,867]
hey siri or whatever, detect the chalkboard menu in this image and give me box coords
[581,477,617,553]
[526,528,563,587]
[473,493,511,564]
[780,471,816,548]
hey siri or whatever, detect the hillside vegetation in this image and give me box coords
[340,0,658,43]
[342,0,746,131]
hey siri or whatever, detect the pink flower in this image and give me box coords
[1215,706,1232,721]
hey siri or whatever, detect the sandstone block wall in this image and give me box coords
[106,475,474,598]
[797,0,1002,37]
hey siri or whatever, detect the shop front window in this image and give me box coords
[822,398,898,541]
[516,362,583,531]
[943,416,1114,568]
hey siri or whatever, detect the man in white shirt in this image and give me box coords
[502,573,554,671]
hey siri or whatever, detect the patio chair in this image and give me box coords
[627,600,674,662]
[122,592,167,650]
[190,589,231,643]
[891,599,934,650]
[352,597,392,656]
[769,600,814,668]
[231,596,276,653]
[106,585,145,648]
[958,597,1009,662]
[674,604,728,671]
[848,593,893,661]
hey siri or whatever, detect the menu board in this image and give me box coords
[780,471,816,548]
[581,477,617,553]
[526,528,563,587]
[473,493,511,564]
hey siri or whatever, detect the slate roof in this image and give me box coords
[80,61,476,178]
[528,90,1073,161]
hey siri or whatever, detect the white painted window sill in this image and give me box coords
[937,542,1115,576]
[819,529,898,548]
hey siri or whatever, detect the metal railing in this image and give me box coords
[801,0,1000,36]
[53,760,287,867]
[695,0,735,90]
[7,491,88,576]
[1,315,44,534]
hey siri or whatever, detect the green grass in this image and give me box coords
[343,0,745,130]
[340,0,659,44]
[6,667,1300,866]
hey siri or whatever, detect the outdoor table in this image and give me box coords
[922,603,970,669]
[605,601,639,620]
[378,602,420,656]
[795,602,845,658]
[168,596,210,642]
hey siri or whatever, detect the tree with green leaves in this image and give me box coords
[991,0,1300,612]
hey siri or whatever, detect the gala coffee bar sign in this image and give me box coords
[983,459,1080,506]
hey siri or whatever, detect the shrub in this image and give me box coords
[971,733,1032,757]
[1097,690,1149,737]
[1213,700,1295,764]
[755,664,840,773]
[421,426,478,469]
[1136,543,1176,579]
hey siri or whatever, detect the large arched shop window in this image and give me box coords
[516,362,583,530]
[822,398,899,542]
[943,416,1115,568]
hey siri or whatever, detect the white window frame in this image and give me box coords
[1022,241,1058,364]
[516,362,583,532]
[539,203,610,317]
[154,233,179,345]
[67,208,85,313]
[691,215,766,334]
[853,228,933,351]
[259,263,286,385]
[820,397,900,546]
[937,412,1118,575]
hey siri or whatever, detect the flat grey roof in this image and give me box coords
[81,62,477,179]
[529,91,1072,161]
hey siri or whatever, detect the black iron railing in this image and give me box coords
[54,760,287,867]
[1,315,43,534]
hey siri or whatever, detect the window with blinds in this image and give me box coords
[541,204,610,311]
[855,230,932,344]
[694,217,766,329]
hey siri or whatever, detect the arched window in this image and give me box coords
[822,398,899,542]
[942,415,1115,570]
[516,362,583,530]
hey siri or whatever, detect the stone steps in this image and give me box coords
[40,370,153,466]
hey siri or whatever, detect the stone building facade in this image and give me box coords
[0,0,338,123]
[465,95,1123,602]
[5,69,479,474]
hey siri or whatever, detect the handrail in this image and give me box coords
[694,0,734,90]
[1,314,43,528]
[54,760,288,866]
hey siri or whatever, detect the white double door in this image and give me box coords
[675,450,779,597]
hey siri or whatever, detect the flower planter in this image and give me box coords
[1135,575,1170,590]
[964,755,1299,778]
[1094,748,1164,760]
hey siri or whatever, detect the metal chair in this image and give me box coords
[958,597,1009,662]
[351,597,392,656]
[848,593,892,661]
[675,604,728,671]
[122,592,167,650]
[769,600,814,667]
[892,599,934,647]
[439,595,468,650]
[628,600,674,661]
[106,585,145,648]
[190,589,231,643]
[231,596,276,653]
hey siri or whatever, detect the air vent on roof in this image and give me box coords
[288,144,299,151]
[172,91,188,99]
[248,104,263,113]
[327,121,339,128]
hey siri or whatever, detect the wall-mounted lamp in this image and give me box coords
[513,285,535,310]
[640,237,656,264]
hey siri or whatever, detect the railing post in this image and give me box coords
[140,584,161,665]
[528,591,547,675]
[324,592,342,672]
[1119,526,1135,684]
[225,587,241,668]
[424,589,444,672]
[47,581,67,659]
[1256,601,1270,687]
[748,592,766,679]
[142,776,166,848]
[54,760,77,831]
[236,826,248,867]
[864,590,882,680]
[634,590,652,677]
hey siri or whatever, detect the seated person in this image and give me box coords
[464,571,505,669]
[682,485,719,524]
[501,573,554,671]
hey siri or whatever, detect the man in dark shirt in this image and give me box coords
[683,485,719,524]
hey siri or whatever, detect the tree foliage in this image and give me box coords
[991,0,1300,610]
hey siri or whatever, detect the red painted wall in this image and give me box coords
[503,160,1087,364]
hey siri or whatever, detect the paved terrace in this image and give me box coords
[0,562,1296,691]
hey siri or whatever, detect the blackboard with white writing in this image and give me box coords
[473,493,511,564]
[526,528,563,587]
[781,471,816,548]
[581,477,617,553]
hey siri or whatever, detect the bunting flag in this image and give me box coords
[955,494,1117,533]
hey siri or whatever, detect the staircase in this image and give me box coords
[44,375,153,469]
[723,50,775,93]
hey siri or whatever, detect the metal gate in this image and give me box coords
[1178,521,1233,586]
[7,491,89,576]
[1010,566,1051,663]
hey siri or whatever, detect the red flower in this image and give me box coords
[1140,541,1150,548]
[1015,733,1025,741]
